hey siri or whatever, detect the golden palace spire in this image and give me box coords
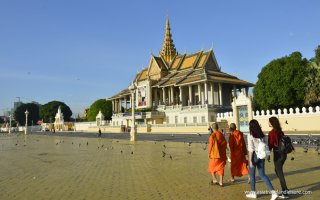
[160,17,177,64]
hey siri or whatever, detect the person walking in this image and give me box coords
[268,117,289,199]
[246,119,278,200]
[228,123,249,183]
[208,123,227,187]
[98,128,102,137]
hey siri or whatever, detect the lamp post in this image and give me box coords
[25,110,29,135]
[74,116,76,132]
[128,82,137,141]
[9,115,12,134]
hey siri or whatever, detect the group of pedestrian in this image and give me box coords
[208,117,289,199]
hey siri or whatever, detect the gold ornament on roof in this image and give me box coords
[160,17,178,64]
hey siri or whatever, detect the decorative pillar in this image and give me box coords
[198,84,201,105]
[179,86,183,105]
[210,83,214,105]
[162,87,166,105]
[154,88,159,106]
[171,86,174,105]
[219,83,223,106]
[125,97,128,110]
[204,82,208,104]
[188,85,193,105]
[119,99,122,113]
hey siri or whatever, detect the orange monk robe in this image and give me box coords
[229,130,249,177]
[208,131,227,176]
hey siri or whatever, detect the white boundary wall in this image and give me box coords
[217,106,320,132]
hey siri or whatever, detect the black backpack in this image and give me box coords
[278,135,295,154]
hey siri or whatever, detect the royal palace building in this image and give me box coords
[108,18,253,127]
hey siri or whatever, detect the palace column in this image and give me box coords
[115,100,118,112]
[197,84,201,105]
[154,88,159,106]
[162,87,166,105]
[210,83,214,105]
[188,85,193,105]
[115,99,118,113]
[219,83,223,106]
[119,98,122,113]
[117,99,119,113]
[125,97,128,110]
[179,86,183,105]
[112,100,115,113]
[204,82,208,105]
[159,88,163,105]
[171,86,174,105]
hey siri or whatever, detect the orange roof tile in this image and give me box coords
[171,56,182,70]
[180,55,198,69]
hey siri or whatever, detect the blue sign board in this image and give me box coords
[237,105,249,132]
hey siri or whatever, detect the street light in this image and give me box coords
[9,115,12,134]
[128,82,137,141]
[25,110,29,135]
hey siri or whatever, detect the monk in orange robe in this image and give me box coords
[228,123,249,183]
[208,123,227,187]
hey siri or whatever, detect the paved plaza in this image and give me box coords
[0,133,319,200]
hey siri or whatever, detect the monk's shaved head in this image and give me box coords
[211,123,219,131]
[230,123,236,131]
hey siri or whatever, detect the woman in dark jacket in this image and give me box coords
[268,116,289,199]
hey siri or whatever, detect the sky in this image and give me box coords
[0,0,320,117]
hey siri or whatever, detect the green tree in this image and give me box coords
[14,103,40,126]
[87,99,112,121]
[305,45,320,106]
[253,52,309,110]
[40,101,72,122]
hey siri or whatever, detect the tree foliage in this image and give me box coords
[40,101,72,122]
[87,99,112,121]
[253,52,309,110]
[14,103,40,126]
[305,45,320,106]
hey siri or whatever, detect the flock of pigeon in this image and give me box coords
[4,133,320,160]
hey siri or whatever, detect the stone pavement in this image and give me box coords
[0,134,319,200]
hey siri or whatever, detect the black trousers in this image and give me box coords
[273,150,288,193]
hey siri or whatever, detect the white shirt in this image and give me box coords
[247,134,269,153]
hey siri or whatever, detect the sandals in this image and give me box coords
[209,180,218,185]
[209,180,224,187]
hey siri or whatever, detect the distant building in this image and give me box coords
[108,17,254,127]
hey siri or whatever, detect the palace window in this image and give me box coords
[193,116,197,123]
[201,116,206,123]
[175,116,178,124]
[184,117,187,123]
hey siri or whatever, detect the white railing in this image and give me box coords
[217,106,320,120]
[253,106,320,116]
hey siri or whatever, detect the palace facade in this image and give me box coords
[108,18,253,127]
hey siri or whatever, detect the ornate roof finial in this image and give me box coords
[160,16,177,64]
